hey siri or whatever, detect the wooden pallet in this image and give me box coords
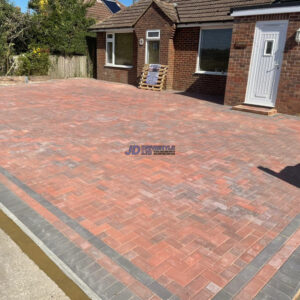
[139,64,168,91]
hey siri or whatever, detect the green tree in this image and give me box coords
[0,0,31,74]
[29,0,96,56]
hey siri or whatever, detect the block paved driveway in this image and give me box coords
[0,79,299,300]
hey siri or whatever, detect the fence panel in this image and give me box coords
[49,55,90,79]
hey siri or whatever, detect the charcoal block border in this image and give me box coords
[254,246,300,300]
[213,214,300,300]
[0,166,176,300]
[0,183,140,300]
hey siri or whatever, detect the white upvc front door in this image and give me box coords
[245,20,288,107]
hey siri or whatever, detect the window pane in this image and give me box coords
[107,42,113,64]
[148,31,159,38]
[199,29,232,73]
[115,33,133,65]
[148,41,160,64]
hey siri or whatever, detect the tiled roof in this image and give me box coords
[103,0,122,13]
[90,0,276,30]
[87,0,125,22]
[174,0,274,23]
[155,0,179,22]
[90,0,152,29]
[87,1,112,21]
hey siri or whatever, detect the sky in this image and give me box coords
[13,0,132,12]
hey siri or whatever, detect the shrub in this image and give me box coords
[16,47,50,76]
[29,0,96,56]
[0,0,32,75]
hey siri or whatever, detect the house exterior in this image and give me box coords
[90,0,300,115]
[86,0,124,78]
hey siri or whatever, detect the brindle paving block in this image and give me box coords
[1,79,299,299]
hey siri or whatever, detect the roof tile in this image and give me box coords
[90,0,277,30]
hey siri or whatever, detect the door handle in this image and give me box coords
[274,63,280,70]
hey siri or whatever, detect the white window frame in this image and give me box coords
[196,25,233,76]
[105,32,133,69]
[106,33,114,66]
[145,30,160,64]
[146,30,160,40]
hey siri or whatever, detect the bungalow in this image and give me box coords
[90,0,300,115]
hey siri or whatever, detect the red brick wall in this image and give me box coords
[96,32,137,85]
[277,13,300,114]
[134,2,175,83]
[225,13,300,115]
[172,28,227,95]
[166,38,175,89]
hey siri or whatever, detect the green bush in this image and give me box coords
[29,0,96,56]
[17,47,50,76]
[0,0,32,75]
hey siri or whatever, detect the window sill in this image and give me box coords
[104,64,133,69]
[194,71,227,76]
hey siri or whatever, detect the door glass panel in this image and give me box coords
[264,40,274,55]
[148,41,160,64]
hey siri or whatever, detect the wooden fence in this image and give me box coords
[11,54,95,79]
[49,55,92,79]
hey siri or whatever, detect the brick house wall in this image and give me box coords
[96,32,137,85]
[172,28,228,95]
[135,3,176,85]
[166,37,175,89]
[225,13,300,115]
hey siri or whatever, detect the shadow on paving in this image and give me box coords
[175,91,224,105]
[258,164,300,189]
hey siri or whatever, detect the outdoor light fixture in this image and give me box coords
[296,28,300,44]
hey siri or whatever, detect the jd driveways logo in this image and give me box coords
[125,145,176,156]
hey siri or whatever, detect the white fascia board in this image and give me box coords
[231,6,300,17]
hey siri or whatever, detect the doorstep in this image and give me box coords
[232,104,278,116]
